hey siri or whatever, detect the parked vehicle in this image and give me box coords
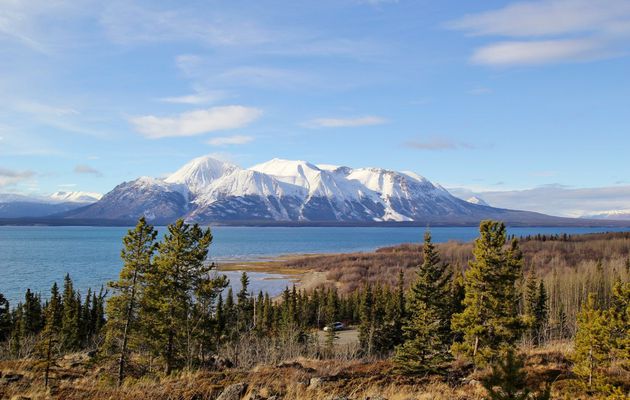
[323,322,345,332]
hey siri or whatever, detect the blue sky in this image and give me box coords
[1,0,630,216]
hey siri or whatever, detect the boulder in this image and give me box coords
[216,382,248,400]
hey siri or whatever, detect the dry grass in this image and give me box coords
[3,341,613,400]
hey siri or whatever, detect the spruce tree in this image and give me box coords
[105,217,158,386]
[21,289,43,336]
[39,283,62,389]
[61,274,80,350]
[572,294,612,391]
[394,231,452,374]
[0,294,11,342]
[451,221,525,367]
[139,219,214,374]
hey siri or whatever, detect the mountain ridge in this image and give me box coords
[55,155,627,226]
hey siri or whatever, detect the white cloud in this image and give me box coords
[449,184,630,217]
[159,90,225,105]
[100,2,273,47]
[306,115,386,128]
[448,0,630,66]
[207,135,254,146]
[130,106,262,139]
[471,39,604,66]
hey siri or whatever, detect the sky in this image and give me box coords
[1,0,630,217]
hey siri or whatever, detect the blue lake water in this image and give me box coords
[1,225,628,304]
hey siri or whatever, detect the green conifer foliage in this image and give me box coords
[138,219,215,374]
[572,294,613,391]
[394,231,452,374]
[0,293,11,342]
[61,274,80,350]
[104,217,158,385]
[451,221,525,367]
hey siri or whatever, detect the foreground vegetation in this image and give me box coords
[0,219,628,399]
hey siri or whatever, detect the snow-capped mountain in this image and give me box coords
[62,155,586,225]
[50,191,102,203]
[165,155,239,196]
[466,196,489,206]
[581,209,630,221]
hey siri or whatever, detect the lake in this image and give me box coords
[1,225,628,304]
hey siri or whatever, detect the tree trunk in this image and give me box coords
[118,268,139,387]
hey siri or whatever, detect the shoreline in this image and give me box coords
[216,253,331,293]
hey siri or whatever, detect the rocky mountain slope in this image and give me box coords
[59,155,598,226]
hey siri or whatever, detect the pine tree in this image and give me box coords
[533,280,548,343]
[394,231,452,374]
[61,274,80,350]
[572,294,612,391]
[22,289,43,336]
[394,301,448,375]
[0,293,11,342]
[139,219,214,374]
[358,284,375,356]
[39,283,62,389]
[609,280,629,370]
[104,217,158,386]
[451,221,525,367]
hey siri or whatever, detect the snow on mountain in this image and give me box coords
[50,191,102,203]
[581,209,630,220]
[65,155,579,224]
[65,177,188,223]
[466,196,489,206]
[165,155,240,195]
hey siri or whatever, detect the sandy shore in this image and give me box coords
[216,254,331,292]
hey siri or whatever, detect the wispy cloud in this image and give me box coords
[158,90,225,105]
[305,116,386,128]
[130,106,263,139]
[448,0,630,66]
[207,135,254,146]
[74,164,103,177]
[471,39,605,66]
[449,184,630,217]
[0,167,35,188]
[100,2,273,47]
[405,137,475,151]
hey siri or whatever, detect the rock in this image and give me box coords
[275,361,315,373]
[209,355,233,369]
[216,382,248,400]
[308,377,323,389]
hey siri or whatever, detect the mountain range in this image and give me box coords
[50,155,615,226]
[1,156,627,226]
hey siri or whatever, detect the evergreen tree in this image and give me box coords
[572,294,612,391]
[104,217,158,386]
[609,280,629,370]
[451,221,525,367]
[21,289,43,336]
[38,283,62,389]
[0,293,11,342]
[395,231,452,374]
[61,274,80,350]
[138,219,214,374]
[395,300,448,375]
